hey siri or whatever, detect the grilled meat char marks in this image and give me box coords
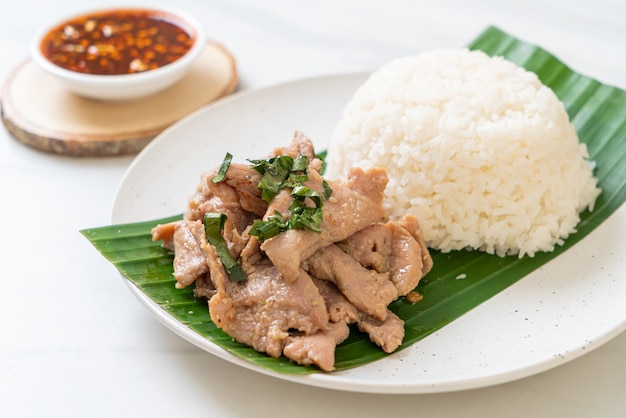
[151,132,432,371]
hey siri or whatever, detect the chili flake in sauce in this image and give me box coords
[40,9,196,75]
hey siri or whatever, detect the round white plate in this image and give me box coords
[111,72,626,394]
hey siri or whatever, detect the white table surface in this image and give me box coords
[1,0,624,417]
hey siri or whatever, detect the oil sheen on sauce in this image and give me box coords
[40,9,196,75]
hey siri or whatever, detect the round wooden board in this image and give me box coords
[1,41,238,156]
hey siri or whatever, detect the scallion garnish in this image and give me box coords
[247,153,332,242]
[248,212,287,241]
[203,212,247,282]
[249,155,296,202]
[316,150,330,175]
[292,154,309,172]
[212,152,233,183]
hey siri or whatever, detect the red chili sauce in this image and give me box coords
[40,9,196,75]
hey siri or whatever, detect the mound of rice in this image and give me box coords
[325,48,601,257]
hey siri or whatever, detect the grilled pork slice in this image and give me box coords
[338,215,433,296]
[313,278,405,354]
[305,244,398,321]
[186,163,266,222]
[283,321,350,372]
[185,163,262,260]
[357,311,405,354]
[261,166,388,282]
[388,215,433,294]
[151,220,208,289]
[207,251,329,360]
[272,130,319,165]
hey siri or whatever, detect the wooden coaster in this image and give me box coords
[1,41,238,156]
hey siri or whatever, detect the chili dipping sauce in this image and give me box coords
[39,9,197,75]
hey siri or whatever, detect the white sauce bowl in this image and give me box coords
[30,4,206,101]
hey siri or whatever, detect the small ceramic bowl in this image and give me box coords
[31,4,205,101]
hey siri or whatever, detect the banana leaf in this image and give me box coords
[81,26,626,374]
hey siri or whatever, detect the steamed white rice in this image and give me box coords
[325,48,601,257]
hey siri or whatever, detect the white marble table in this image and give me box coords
[1,0,624,417]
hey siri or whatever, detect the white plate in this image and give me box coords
[111,72,626,394]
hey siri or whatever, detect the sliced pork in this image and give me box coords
[305,244,398,321]
[357,311,405,354]
[151,131,433,371]
[208,262,329,359]
[283,321,350,372]
[152,219,208,289]
[261,166,388,282]
[338,215,433,296]
[312,275,405,354]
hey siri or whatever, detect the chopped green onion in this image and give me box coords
[288,172,309,184]
[322,180,332,200]
[291,185,321,207]
[203,212,247,282]
[315,150,327,175]
[212,152,233,183]
[249,211,289,240]
[288,206,323,233]
[251,155,294,202]
[246,153,332,242]
[291,184,314,198]
[292,155,309,172]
